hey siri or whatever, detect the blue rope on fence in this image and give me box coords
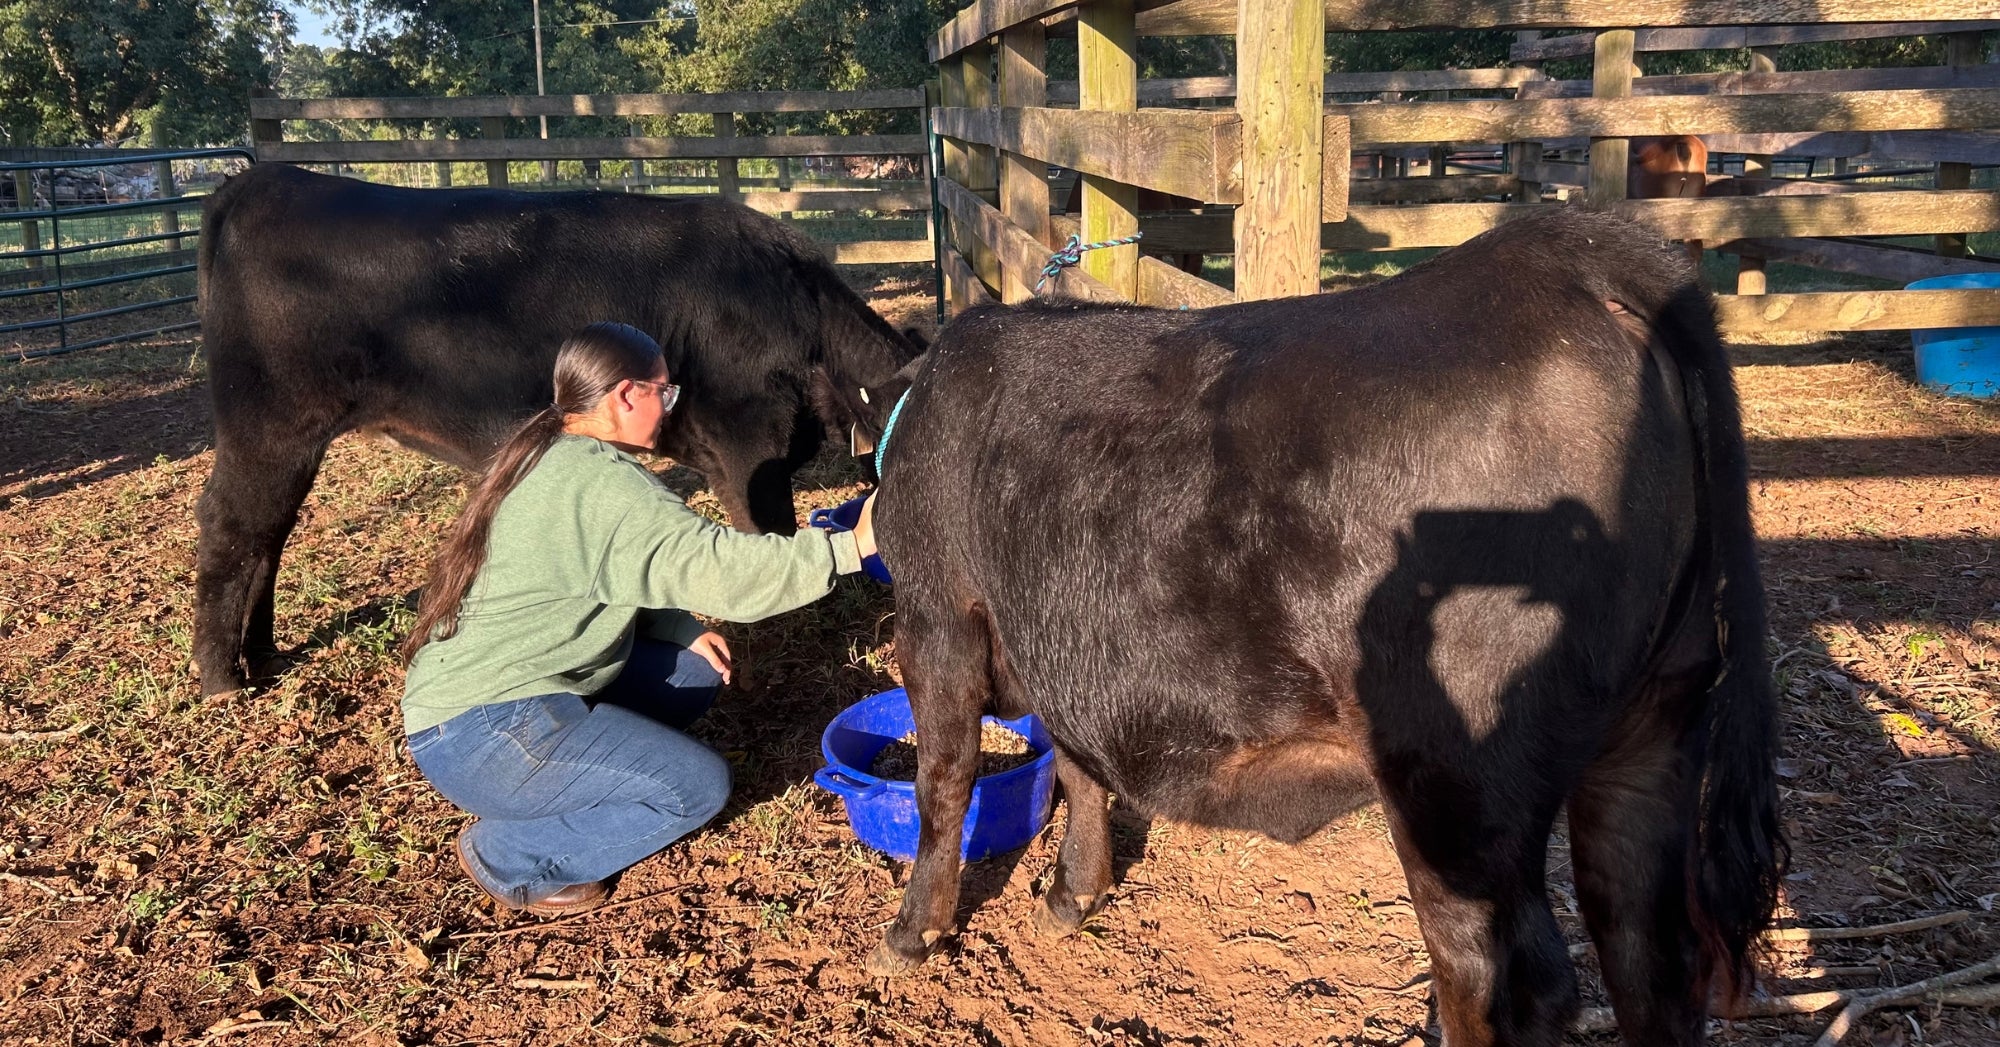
[1033,232,1144,293]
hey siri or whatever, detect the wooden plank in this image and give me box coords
[940,243,998,313]
[1703,175,1896,196]
[828,240,936,265]
[1323,115,1351,222]
[932,106,1237,203]
[1133,190,2000,252]
[738,190,931,213]
[1517,158,1589,184]
[1510,21,2000,61]
[1711,288,2000,333]
[929,0,1080,63]
[1048,67,1544,105]
[1138,255,1232,308]
[1348,172,1517,204]
[249,86,282,150]
[257,135,927,164]
[999,22,1052,302]
[1080,0,1140,298]
[1697,130,2000,165]
[939,176,1123,302]
[1514,62,2000,99]
[1712,236,2000,283]
[1334,88,2000,147]
[1587,30,1635,206]
[250,89,926,121]
[1136,0,1996,35]
[1233,0,1325,299]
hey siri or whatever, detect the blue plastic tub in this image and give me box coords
[1907,273,2000,399]
[814,688,1057,862]
[807,495,892,583]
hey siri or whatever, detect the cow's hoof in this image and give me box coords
[864,941,929,977]
[1031,897,1085,938]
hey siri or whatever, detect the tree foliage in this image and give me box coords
[0,0,281,146]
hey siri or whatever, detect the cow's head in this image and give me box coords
[813,327,927,478]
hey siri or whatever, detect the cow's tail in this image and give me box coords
[196,171,249,322]
[1655,283,1787,1001]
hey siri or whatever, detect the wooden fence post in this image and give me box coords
[713,112,740,202]
[482,117,509,187]
[1079,0,1139,298]
[1510,30,1544,203]
[959,44,1003,294]
[938,65,983,311]
[1737,45,1780,294]
[13,171,41,279]
[998,23,1050,302]
[1586,30,1635,206]
[249,86,283,158]
[1233,0,1324,300]
[1936,30,1983,258]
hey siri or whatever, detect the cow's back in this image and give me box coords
[878,210,1707,827]
[198,163,839,466]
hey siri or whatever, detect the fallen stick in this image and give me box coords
[1768,911,1972,942]
[512,977,595,991]
[0,872,60,896]
[1574,953,2000,1038]
[1814,951,2000,1047]
[0,722,90,744]
[1575,990,1847,1033]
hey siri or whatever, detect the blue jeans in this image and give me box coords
[407,639,729,907]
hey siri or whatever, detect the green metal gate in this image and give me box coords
[1,148,253,361]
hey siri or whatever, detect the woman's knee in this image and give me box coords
[673,742,733,826]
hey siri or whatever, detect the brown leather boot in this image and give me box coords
[455,831,609,917]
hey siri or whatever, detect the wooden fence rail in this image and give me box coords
[924,0,2000,335]
[247,88,934,267]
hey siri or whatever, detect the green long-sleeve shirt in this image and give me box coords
[401,434,860,733]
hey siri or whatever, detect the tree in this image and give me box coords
[0,0,283,146]
[643,0,955,134]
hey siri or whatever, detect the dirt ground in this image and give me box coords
[2,278,1998,1046]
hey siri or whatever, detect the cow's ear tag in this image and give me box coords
[850,424,876,458]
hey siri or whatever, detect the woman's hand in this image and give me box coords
[853,491,879,560]
[688,630,733,685]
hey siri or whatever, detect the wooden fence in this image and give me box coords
[927,1,2000,334]
[247,89,936,266]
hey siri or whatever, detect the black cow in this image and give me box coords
[865,210,1784,1046]
[194,163,919,695]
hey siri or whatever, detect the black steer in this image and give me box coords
[868,210,1784,1047]
[194,163,919,695]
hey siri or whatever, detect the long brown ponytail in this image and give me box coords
[400,322,666,664]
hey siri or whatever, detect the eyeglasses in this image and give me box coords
[634,379,680,413]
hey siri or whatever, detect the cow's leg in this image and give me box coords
[193,432,330,695]
[1380,773,1575,1047]
[865,602,989,975]
[700,406,819,535]
[1566,689,1705,1047]
[1031,747,1112,937]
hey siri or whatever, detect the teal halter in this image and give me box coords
[874,389,910,479]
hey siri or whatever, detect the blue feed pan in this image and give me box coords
[1906,273,2000,399]
[814,688,1057,862]
[808,495,892,583]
